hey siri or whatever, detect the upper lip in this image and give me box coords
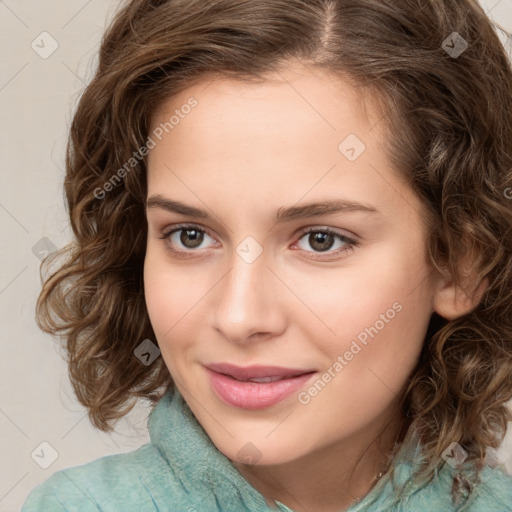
[205,363,316,380]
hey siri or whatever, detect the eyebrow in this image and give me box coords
[146,194,379,225]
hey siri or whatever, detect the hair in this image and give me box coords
[37,0,512,508]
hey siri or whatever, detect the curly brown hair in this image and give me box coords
[37,0,512,507]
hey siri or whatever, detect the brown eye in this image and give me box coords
[295,227,357,259]
[307,232,335,252]
[161,224,216,253]
[179,228,204,249]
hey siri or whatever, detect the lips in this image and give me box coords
[205,364,317,410]
[205,362,315,381]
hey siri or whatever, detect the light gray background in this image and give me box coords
[1,1,512,511]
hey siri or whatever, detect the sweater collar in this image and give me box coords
[147,384,420,512]
[147,384,294,511]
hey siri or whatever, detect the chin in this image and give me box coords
[210,433,303,467]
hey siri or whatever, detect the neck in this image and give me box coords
[232,412,403,512]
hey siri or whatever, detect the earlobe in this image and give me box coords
[433,273,489,321]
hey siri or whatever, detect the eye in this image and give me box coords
[294,227,357,259]
[160,224,217,255]
[159,224,357,260]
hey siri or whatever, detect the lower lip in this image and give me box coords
[206,368,316,410]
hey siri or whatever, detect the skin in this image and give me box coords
[143,61,481,512]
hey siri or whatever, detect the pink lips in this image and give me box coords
[205,363,316,410]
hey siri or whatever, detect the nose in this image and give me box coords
[211,247,286,344]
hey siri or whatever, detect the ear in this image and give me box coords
[433,260,489,321]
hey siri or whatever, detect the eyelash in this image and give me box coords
[159,223,358,260]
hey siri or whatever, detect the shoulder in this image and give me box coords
[20,443,170,512]
[378,458,512,512]
[407,463,512,512]
[465,464,512,511]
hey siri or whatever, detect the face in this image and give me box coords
[144,62,440,467]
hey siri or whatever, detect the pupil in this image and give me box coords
[181,229,203,248]
[310,232,333,252]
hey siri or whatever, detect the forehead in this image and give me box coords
[148,64,385,172]
[149,63,380,146]
[145,63,422,225]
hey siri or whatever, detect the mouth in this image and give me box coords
[204,363,317,410]
[205,362,316,381]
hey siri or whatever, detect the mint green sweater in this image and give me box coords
[21,386,512,511]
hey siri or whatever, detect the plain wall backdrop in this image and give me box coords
[1,1,512,510]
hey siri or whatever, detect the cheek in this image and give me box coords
[335,288,431,399]
[306,248,432,385]
[143,246,219,372]
[144,271,192,382]
[298,253,419,342]
[143,248,194,346]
